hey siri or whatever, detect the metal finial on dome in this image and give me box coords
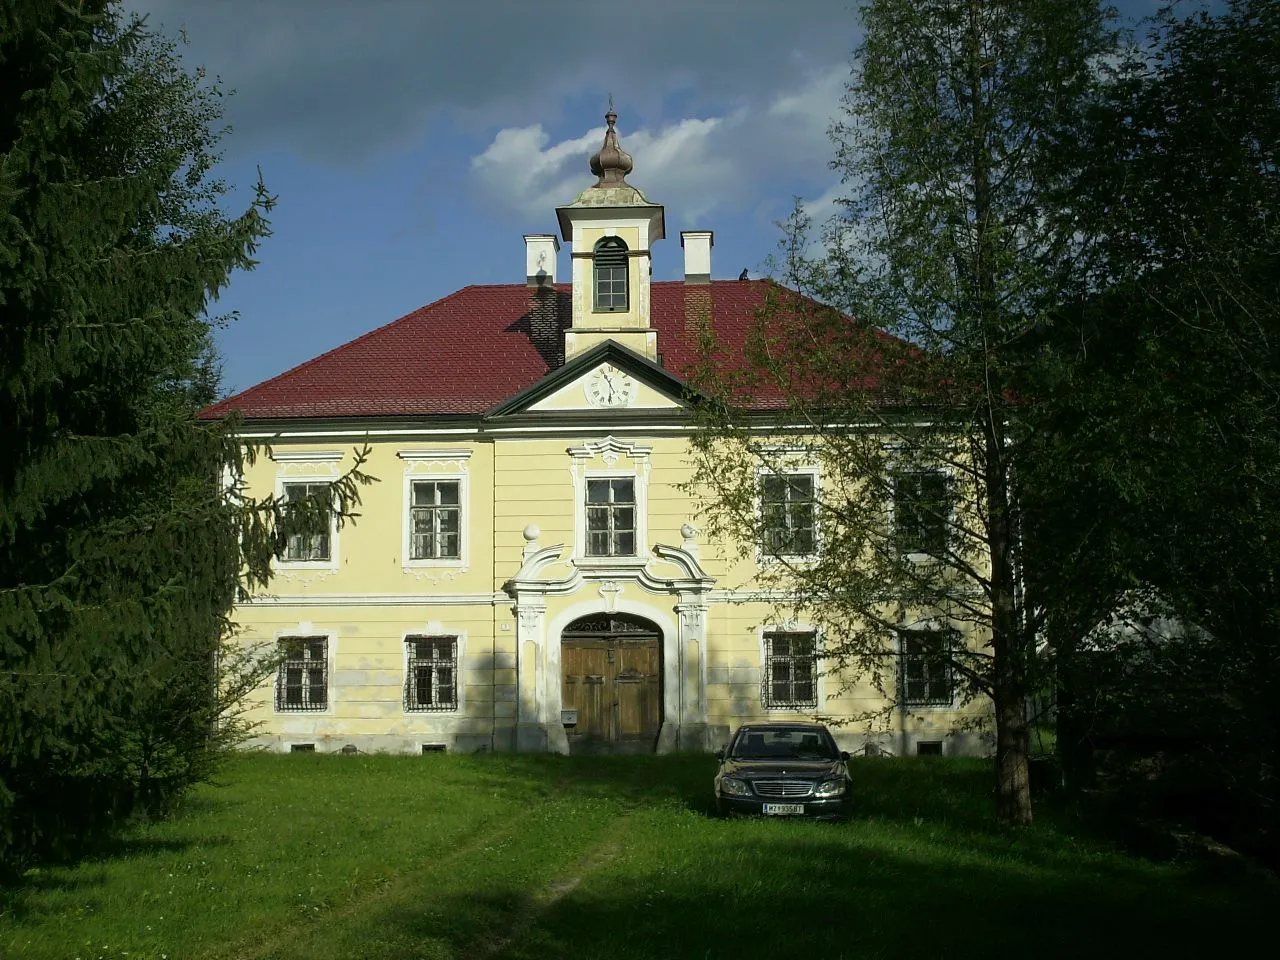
[589,103,633,186]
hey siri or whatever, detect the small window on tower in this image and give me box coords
[593,236,629,311]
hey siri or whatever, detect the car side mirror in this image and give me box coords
[715,747,725,761]
[840,751,850,761]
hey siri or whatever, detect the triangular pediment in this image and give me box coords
[487,340,696,417]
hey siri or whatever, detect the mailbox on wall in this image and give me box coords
[561,709,578,727]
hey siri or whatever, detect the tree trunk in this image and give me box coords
[964,0,1034,827]
[988,445,1034,826]
[994,668,1033,825]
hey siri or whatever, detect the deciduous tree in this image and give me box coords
[691,0,1119,825]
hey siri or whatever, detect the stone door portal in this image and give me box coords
[561,613,661,755]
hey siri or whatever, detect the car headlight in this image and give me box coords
[719,777,752,797]
[813,779,847,798]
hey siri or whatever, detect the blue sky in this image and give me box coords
[128,0,1168,395]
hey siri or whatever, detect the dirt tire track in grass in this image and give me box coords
[223,804,547,960]
[461,830,624,960]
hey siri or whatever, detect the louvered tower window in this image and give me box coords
[593,237,629,311]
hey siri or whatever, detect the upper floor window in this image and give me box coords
[276,636,327,712]
[893,470,949,557]
[282,482,333,562]
[410,480,461,560]
[586,477,635,556]
[405,636,458,712]
[763,631,818,709]
[593,236,629,311]
[761,473,816,557]
[900,631,954,706]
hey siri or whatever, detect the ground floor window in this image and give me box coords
[900,632,954,706]
[405,636,458,711]
[276,637,328,711]
[763,631,818,709]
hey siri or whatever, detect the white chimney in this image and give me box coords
[524,234,560,288]
[680,230,713,284]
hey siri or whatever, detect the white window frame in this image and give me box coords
[568,437,651,566]
[897,621,958,709]
[756,464,821,564]
[402,634,461,713]
[881,447,957,564]
[274,473,341,572]
[399,450,471,572]
[583,475,640,559]
[758,623,823,713]
[273,628,336,716]
[401,626,468,717]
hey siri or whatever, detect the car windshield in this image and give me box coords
[730,727,837,760]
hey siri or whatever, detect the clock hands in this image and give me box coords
[591,369,630,406]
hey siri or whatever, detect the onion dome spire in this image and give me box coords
[589,102,633,186]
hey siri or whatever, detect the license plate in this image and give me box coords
[762,803,805,816]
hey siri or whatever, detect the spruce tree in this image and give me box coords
[0,0,280,866]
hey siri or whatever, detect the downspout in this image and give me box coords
[491,442,499,753]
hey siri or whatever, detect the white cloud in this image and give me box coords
[470,68,849,229]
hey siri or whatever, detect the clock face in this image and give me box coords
[586,366,636,408]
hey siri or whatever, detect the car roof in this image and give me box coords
[734,722,829,732]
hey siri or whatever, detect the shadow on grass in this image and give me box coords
[311,826,1274,960]
[460,753,1207,884]
[0,833,231,915]
[479,752,995,826]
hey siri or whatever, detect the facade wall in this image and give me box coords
[231,427,993,757]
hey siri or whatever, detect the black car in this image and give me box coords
[714,722,853,820]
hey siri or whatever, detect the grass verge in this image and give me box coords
[1,753,1273,960]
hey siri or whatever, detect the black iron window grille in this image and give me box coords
[410,480,461,559]
[893,470,949,557]
[761,473,816,556]
[593,237,629,311]
[405,636,458,712]
[281,481,332,561]
[763,632,818,709]
[901,632,954,706]
[586,477,636,556]
[276,637,328,712]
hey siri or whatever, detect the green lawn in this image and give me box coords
[1,754,1273,960]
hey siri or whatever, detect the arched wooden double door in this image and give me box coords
[561,613,662,755]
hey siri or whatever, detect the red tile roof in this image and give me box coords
[199,280,860,421]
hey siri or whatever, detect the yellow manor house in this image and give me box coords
[204,112,989,758]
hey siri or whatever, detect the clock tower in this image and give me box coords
[556,107,665,362]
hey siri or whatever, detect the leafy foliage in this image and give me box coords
[0,1,374,871]
[689,0,1120,825]
[1020,0,1280,859]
